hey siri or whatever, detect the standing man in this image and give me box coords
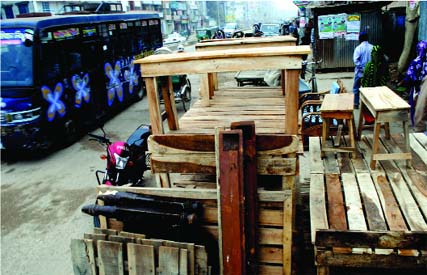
[353,31,373,108]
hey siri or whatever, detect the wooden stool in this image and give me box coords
[320,93,356,158]
[358,86,411,169]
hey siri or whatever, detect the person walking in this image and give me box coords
[353,31,373,108]
[405,40,427,132]
[360,45,390,124]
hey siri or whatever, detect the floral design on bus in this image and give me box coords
[71,73,90,108]
[41,83,66,122]
[105,61,124,106]
[124,59,138,94]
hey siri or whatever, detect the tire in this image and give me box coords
[63,118,80,146]
[182,87,192,112]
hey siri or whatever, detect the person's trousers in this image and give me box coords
[353,74,361,107]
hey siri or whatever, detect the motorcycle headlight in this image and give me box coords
[114,153,129,169]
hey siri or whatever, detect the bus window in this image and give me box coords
[0,28,34,86]
[148,19,162,49]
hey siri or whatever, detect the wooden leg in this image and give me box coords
[321,118,328,158]
[384,122,390,140]
[200,74,210,107]
[348,118,356,159]
[357,102,365,140]
[403,120,411,167]
[370,122,382,169]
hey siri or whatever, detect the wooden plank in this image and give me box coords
[119,231,146,239]
[372,174,407,231]
[127,244,155,275]
[258,265,283,275]
[145,77,163,134]
[282,190,293,275]
[159,246,180,275]
[163,241,195,275]
[97,240,124,275]
[231,121,257,274]
[180,249,188,275]
[409,133,427,166]
[84,233,107,241]
[70,239,96,275]
[161,76,179,130]
[319,94,354,113]
[413,132,427,147]
[200,73,210,107]
[342,173,366,230]
[315,230,427,249]
[310,173,328,243]
[309,137,323,174]
[108,235,136,244]
[216,129,246,275]
[284,69,299,134]
[97,186,290,202]
[137,46,310,77]
[259,247,282,264]
[356,173,387,231]
[359,86,410,112]
[93,228,118,236]
[194,245,208,275]
[325,174,347,230]
[316,250,427,268]
[388,172,427,231]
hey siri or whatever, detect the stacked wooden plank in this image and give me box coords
[309,133,427,275]
[71,229,209,275]
[97,181,293,274]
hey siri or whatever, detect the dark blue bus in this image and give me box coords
[0,11,162,151]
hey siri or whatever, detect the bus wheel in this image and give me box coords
[64,119,79,145]
[136,87,144,101]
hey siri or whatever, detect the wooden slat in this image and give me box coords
[71,239,96,275]
[97,240,124,275]
[194,245,208,275]
[163,241,195,275]
[356,173,387,231]
[127,244,155,275]
[409,133,427,166]
[284,69,299,134]
[216,129,246,275]
[159,246,180,275]
[342,173,367,231]
[97,186,291,202]
[315,230,427,249]
[310,173,328,243]
[325,174,347,230]
[309,137,323,174]
[180,249,188,275]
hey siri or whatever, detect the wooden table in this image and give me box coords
[320,93,356,157]
[358,86,411,169]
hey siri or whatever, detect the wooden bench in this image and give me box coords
[320,93,356,158]
[309,135,427,275]
[357,86,411,169]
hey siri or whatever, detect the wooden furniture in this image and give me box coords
[195,36,297,51]
[319,93,356,157]
[71,229,209,275]
[358,86,411,169]
[127,46,310,275]
[195,36,298,94]
[309,134,427,275]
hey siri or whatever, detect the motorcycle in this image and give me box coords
[88,124,151,186]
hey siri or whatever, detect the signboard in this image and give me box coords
[346,14,360,40]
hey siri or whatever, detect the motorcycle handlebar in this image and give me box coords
[88,133,110,144]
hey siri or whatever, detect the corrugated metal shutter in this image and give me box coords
[315,10,383,70]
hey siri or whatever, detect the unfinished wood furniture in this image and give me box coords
[195,36,297,51]
[128,46,310,275]
[319,93,356,157]
[309,134,427,275]
[358,86,411,169]
[71,229,209,275]
[195,36,298,96]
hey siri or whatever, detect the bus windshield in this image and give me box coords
[1,28,34,86]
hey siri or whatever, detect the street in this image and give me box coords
[0,44,203,275]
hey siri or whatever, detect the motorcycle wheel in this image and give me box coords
[182,86,192,112]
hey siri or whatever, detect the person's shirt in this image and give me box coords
[353,41,373,77]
